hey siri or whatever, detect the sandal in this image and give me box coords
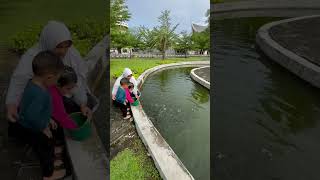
[43,169,66,180]
[54,146,64,155]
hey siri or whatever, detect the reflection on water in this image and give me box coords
[213,17,320,180]
[141,67,210,180]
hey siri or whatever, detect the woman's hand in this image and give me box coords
[112,95,116,101]
[6,104,18,122]
[80,104,92,119]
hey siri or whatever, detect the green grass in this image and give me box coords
[110,138,161,180]
[0,0,107,43]
[111,57,209,79]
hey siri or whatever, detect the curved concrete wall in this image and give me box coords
[256,15,320,88]
[211,1,320,20]
[131,61,210,180]
[190,66,210,90]
[65,35,109,180]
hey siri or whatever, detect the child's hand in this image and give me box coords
[49,119,57,130]
[112,95,116,101]
[42,127,52,138]
[80,104,92,119]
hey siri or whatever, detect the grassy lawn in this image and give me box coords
[110,138,161,180]
[111,56,209,79]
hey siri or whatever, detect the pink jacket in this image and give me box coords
[48,86,78,129]
[125,88,134,103]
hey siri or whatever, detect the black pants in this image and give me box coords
[113,100,130,117]
[8,122,55,177]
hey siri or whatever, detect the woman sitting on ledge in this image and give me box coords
[112,68,141,119]
[6,20,96,123]
[112,68,140,101]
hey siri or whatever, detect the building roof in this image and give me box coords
[191,23,208,33]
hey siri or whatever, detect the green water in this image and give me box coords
[212,17,320,180]
[140,67,210,179]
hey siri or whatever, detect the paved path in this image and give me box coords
[110,79,137,159]
[269,16,320,66]
[0,44,35,179]
[194,67,210,83]
[211,0,320,20]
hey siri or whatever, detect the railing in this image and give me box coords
[111,53,209,59]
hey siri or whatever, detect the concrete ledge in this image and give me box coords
[131,61,209,180]
[256,15,320,88]
[64,35,109,180]
[190,66,210,90]
[65,124,108,180]
[211,1,320,20]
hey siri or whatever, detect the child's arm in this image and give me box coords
[49,87,78,129]
[125,89,135,103]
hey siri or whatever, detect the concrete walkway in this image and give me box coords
[256,15,320,89]
[0,44,36,179]
[269,16,320,66]
[211,0,320,20]
[194,66,210,82]
[110,79,137,158]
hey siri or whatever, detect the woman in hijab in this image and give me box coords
[6,21,92,123]
[112,68,139,101]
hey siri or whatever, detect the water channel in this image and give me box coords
[140,67,210,180]
[212,17,320,180]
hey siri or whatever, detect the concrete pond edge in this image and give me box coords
[64,36,109,180]
[131,61,210,180]
[190,66,210,90]
[256,15,320,89]
[211,1,320,20]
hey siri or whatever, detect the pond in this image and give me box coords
[212,17,320,180]
[140,67,210,180]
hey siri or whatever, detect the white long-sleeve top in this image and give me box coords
[6,21,88,106]
[112,68,138,96]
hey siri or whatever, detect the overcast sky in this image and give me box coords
[126,0,209,33]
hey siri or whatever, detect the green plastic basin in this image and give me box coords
[131,97,139,106]
[67,112,92,141]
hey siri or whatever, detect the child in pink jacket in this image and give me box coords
[48,66,78,129]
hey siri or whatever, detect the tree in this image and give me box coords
[191,29,209,54]
[110,0,131,29]
[174,31,192,58]
[153,10,179,60]
[110,0,131,50]
[135,26,157,51]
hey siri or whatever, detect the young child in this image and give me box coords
[114,78,131,119]
[9,51,65,180]
[128,82,141,99]
[49,65,78,129]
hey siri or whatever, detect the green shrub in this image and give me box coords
[9,24,43,54]
[9,19,107,57]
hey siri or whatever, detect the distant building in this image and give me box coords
[191,23,208,33]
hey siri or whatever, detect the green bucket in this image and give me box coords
[67,112,92,141]
[131,97,139,106]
